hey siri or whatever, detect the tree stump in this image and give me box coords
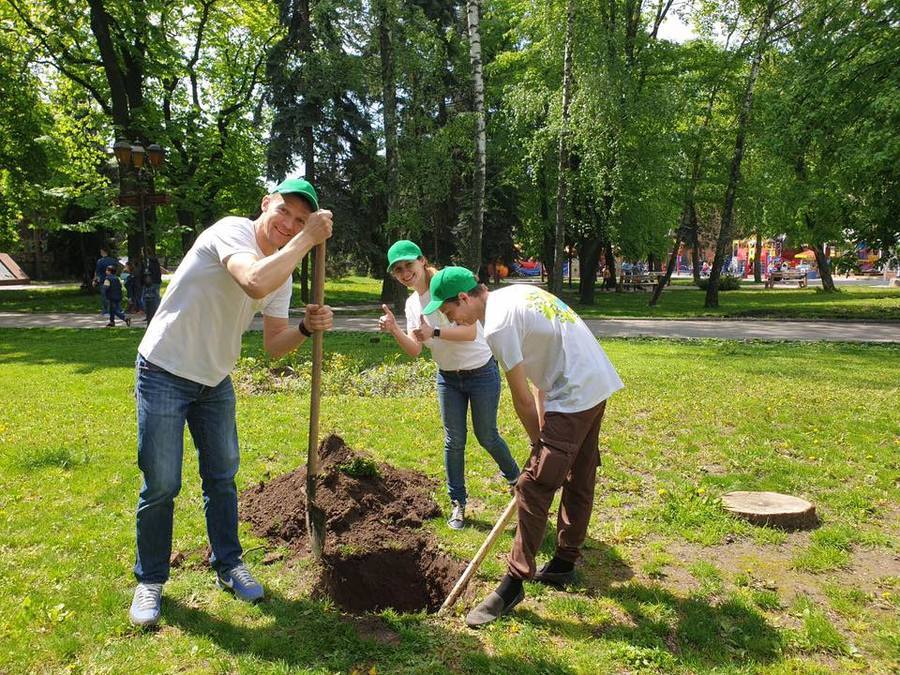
[721,491,818,530]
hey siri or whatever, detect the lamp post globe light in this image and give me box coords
[111,139,166,257]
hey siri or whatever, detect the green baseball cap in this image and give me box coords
[422,266,478,314]
[387,240,423,271]
[273,178,319,211]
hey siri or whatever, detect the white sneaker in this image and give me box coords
[216,562,264,603]
[129,582,163,627]
[448,501,465,530]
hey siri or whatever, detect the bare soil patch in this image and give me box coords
[240,434,465,613]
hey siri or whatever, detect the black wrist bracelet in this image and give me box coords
[298,319,313,337]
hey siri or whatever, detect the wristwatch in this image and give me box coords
[299,319,313,337]
[432,327,441,338]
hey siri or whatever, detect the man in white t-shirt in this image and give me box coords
[129,178,333,627]
[423,267,623,627]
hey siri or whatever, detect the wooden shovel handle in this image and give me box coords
[438,495,518,614]
[306,242,326,558]
[307,243,326,474]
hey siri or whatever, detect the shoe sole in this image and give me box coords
[129,615,160,627]
[129,610,160,628]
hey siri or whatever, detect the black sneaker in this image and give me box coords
[465,588,525,628]
[533,561,576,587]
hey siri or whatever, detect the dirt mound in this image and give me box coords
[240,434,465,613]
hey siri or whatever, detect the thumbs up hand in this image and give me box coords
[378,304,397,333]
[412,315,435,343]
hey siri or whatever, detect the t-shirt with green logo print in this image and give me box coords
[483,284,623,413]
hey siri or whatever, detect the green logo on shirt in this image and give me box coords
[526,288,577,324]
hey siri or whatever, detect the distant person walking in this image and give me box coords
[141,255,163,323]
[123,261,143,315]
[102,265,131,328]
[93,248,118,314]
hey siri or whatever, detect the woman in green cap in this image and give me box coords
[378,240,520,530]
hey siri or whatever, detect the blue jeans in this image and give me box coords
[99,285,109,314]
[134,355,242,583]
[437,357,520,506]
[108,299,127,324]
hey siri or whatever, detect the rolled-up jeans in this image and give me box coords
[133,354,242,583]
[437,357,520,506]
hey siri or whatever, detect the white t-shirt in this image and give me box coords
[405,290,493,371]
[484,285,623,413]
[138,216,292,386]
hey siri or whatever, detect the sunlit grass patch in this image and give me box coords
[17,446,92,471]
[0,329,897,673]
[823,584,870,619]
[791,525,860,573]
[688,560,724,597]
[641,544,675,580]
[789,596,852,656]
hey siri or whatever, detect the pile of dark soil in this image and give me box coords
[240,434,465,613]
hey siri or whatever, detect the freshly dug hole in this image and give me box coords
[319,537,464,613]
[240,434,466,613]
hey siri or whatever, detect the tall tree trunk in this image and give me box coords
[604,241,618,292]
[537,162,554,288]
[88,0,148,257]
[551,0,575,297]
[753,231,762,282]
[810,233,836,292]
[578,236,602,304]
[690,206,702,285]
[794,153,838,294]
[705,0,775,308]
[657,73,721,304]
[299,254,309,304]
[650,203,691,306]
[465,0,486,272]
[178,210,196,254]
[377,0,405,311]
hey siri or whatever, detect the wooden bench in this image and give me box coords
[620,273,659,291]
[765,270,808,288]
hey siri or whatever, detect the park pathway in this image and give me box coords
[0,311,897,343]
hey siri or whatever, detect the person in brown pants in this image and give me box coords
[509,400,606,581]
[423,267,624,627]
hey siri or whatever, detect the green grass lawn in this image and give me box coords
[4,277,899,321]
[1,329,897,673]
[0,276,383,314]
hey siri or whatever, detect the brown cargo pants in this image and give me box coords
[508,399,607,580]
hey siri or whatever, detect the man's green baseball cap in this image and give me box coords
[387,240,423,271]
[422,266,478,314]
[273,178,319,211]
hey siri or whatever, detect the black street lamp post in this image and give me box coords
[112,139,166,257]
